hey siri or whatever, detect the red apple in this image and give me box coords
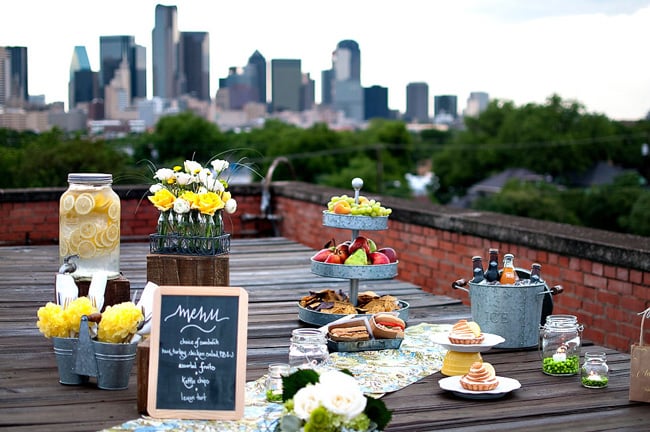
[335,241,351,261]
[311,247,334,262]
[377,247,398,263]
[349,236,370,255]
[369,251,390,265]
[324,253,343,264]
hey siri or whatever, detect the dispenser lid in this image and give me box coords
[68,173,112,184]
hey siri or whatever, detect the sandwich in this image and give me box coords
[370,312,406,339]
[328,325,371,341]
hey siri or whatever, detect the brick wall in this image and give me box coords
[1,181,649,353]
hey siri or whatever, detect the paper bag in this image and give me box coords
[629,307,650,402]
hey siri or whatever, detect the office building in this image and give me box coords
[68,46,98,110]
[321,69,333,106]
[180,32,210,101]
[0,48,10,106]
[152,4,179,100]
[434,94,458,118]
[7,46,28,106]
[247,50,266,104]
[99,36,146,102]
[300,72,315,111]
[271,59,301,112]
[405,82,429,123]
[364,85,389,120]
[465,91,489,117]
[331,40,363,121]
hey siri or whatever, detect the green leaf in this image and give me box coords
[281,369,320,401]
[364,396,392,431]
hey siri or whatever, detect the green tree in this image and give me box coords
[151,112,226,164]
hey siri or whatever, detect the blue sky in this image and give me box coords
[1,0,649,120]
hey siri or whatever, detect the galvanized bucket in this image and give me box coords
[92,340,137,390]
[452,269,562,349]
[52,337,89,385]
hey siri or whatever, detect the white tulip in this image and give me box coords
[149,183,163,193]
[211,159,229,173]
[184,160,202,174]
[154,168,175,181]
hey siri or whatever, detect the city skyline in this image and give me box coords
[1,0,649,120]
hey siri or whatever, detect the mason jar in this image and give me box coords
[541,314,583,376]
[581,352,609,388]
[288,328,329,370]
[59,173,120,280]
[266,363,290,402]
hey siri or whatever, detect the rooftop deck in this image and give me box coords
[1,238,648,431]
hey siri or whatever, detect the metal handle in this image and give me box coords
[451,278,469,293]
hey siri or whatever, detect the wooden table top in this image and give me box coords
[0,238,646,431]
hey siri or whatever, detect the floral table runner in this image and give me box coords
[104,323,450,432]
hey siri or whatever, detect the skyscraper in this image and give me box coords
[364,85,389,120]
[405,82,429,122]
[99,36,145,102]
[331,40,363,121]
[320,69,333,106]
[180,32,210,101]
[300,72,315,111]
[271,59,301,112]
[434,94,458,118]
[7,47,29,105]
[68,46,98,110]
[152,4,179,100]
[465,91,489,117]
[0,48,9,106]
[247,50,266,105]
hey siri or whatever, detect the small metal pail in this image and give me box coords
[92,340,137,390]
[52,337,89,385]
[452,269,562,349]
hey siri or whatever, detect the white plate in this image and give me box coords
[430,332,506,352]
[438,375,521,400]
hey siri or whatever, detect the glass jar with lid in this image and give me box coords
[59,173,120,280]
[581,352,609,388]
[288,328,329,370]
[541,314,583,376]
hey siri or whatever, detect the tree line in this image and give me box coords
[1,94,648,236]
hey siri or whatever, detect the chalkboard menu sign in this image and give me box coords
[147,285,248,420]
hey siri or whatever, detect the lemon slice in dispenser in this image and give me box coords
[79,222,97,239]
[74,193,95,215]
[61,194,75,214]
[77,240,97,259]
[107,202,120,221]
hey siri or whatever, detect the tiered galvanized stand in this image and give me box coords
[300,178,408,326]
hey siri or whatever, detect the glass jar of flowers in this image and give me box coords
[147,158,237,256]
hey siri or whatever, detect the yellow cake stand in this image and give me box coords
[431,332,506,376]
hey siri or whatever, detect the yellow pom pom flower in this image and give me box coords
[63,297,97,335]
[97,302,144,343]
[36,302,68,338]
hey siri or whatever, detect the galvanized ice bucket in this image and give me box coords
[452,269,562,349]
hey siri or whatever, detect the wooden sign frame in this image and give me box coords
[147,285,248,420]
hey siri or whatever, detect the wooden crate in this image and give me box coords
[139,253,231,413]
[53,274,131,311]
[146,253,230,286]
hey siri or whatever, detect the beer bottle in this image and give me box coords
[530,263,543,283]
[484,248,499,282]
[471,256,485,283]
[499,253,519,285]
